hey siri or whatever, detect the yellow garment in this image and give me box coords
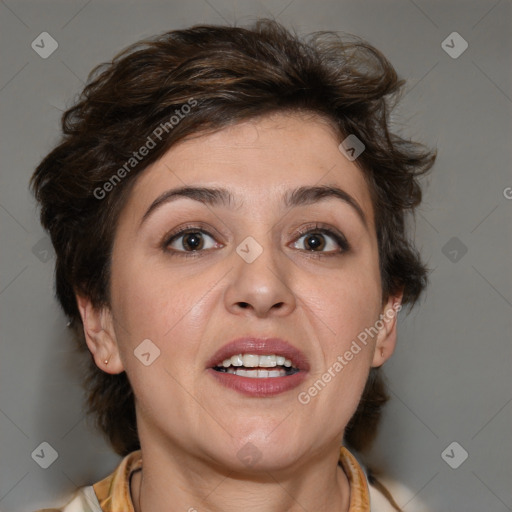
[36,446,371,511]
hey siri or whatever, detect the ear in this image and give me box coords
[75,293,125,374]
[371,292,403,368]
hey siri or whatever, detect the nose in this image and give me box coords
[224,238,297,318]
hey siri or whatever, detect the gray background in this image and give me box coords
[0,0,511,510]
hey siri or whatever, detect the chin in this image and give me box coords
[217,429,306,473]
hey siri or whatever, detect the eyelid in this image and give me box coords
[161,223,225,252]
[290,223,350,253]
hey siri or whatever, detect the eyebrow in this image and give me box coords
[140,185,368,228]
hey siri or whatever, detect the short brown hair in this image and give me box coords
[31,19,436,456]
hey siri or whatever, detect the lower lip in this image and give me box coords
[207,368,308,397]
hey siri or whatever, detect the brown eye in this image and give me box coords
[302,233,326,251]
[166,229,219,253]
[292,228,348,254]
[181,232,204,251]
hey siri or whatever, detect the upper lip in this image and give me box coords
[207,337,310,371]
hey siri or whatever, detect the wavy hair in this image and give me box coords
[31,19,436,456]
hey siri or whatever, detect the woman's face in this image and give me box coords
[87,112,399,471]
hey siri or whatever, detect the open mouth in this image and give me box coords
[207,338,308,396]
[212,353,300,378]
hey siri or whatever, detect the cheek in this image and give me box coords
[108,264,210,419]
[110,256,217,367]
[110,260,176,349]
[293,251,381,415]
[298,257,382,348]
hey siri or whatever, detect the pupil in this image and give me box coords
[306,234,324,251]
[184,232,203,251]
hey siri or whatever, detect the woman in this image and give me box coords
[32,19,435,512]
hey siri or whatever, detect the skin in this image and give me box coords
[77,112,402,512]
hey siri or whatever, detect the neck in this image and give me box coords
[130,441,351,512]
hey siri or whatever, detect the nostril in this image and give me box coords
[238,302,250,309]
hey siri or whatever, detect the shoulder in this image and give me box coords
[34,450,141,512]
[33,485,101,512]
[339,446,432,511]
[368,474,432,512]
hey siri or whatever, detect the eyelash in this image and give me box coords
[162,222,350,259]
[293,223,350,257]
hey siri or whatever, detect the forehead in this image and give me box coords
[121,112,375,228]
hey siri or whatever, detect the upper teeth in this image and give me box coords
[221,354,293,368]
